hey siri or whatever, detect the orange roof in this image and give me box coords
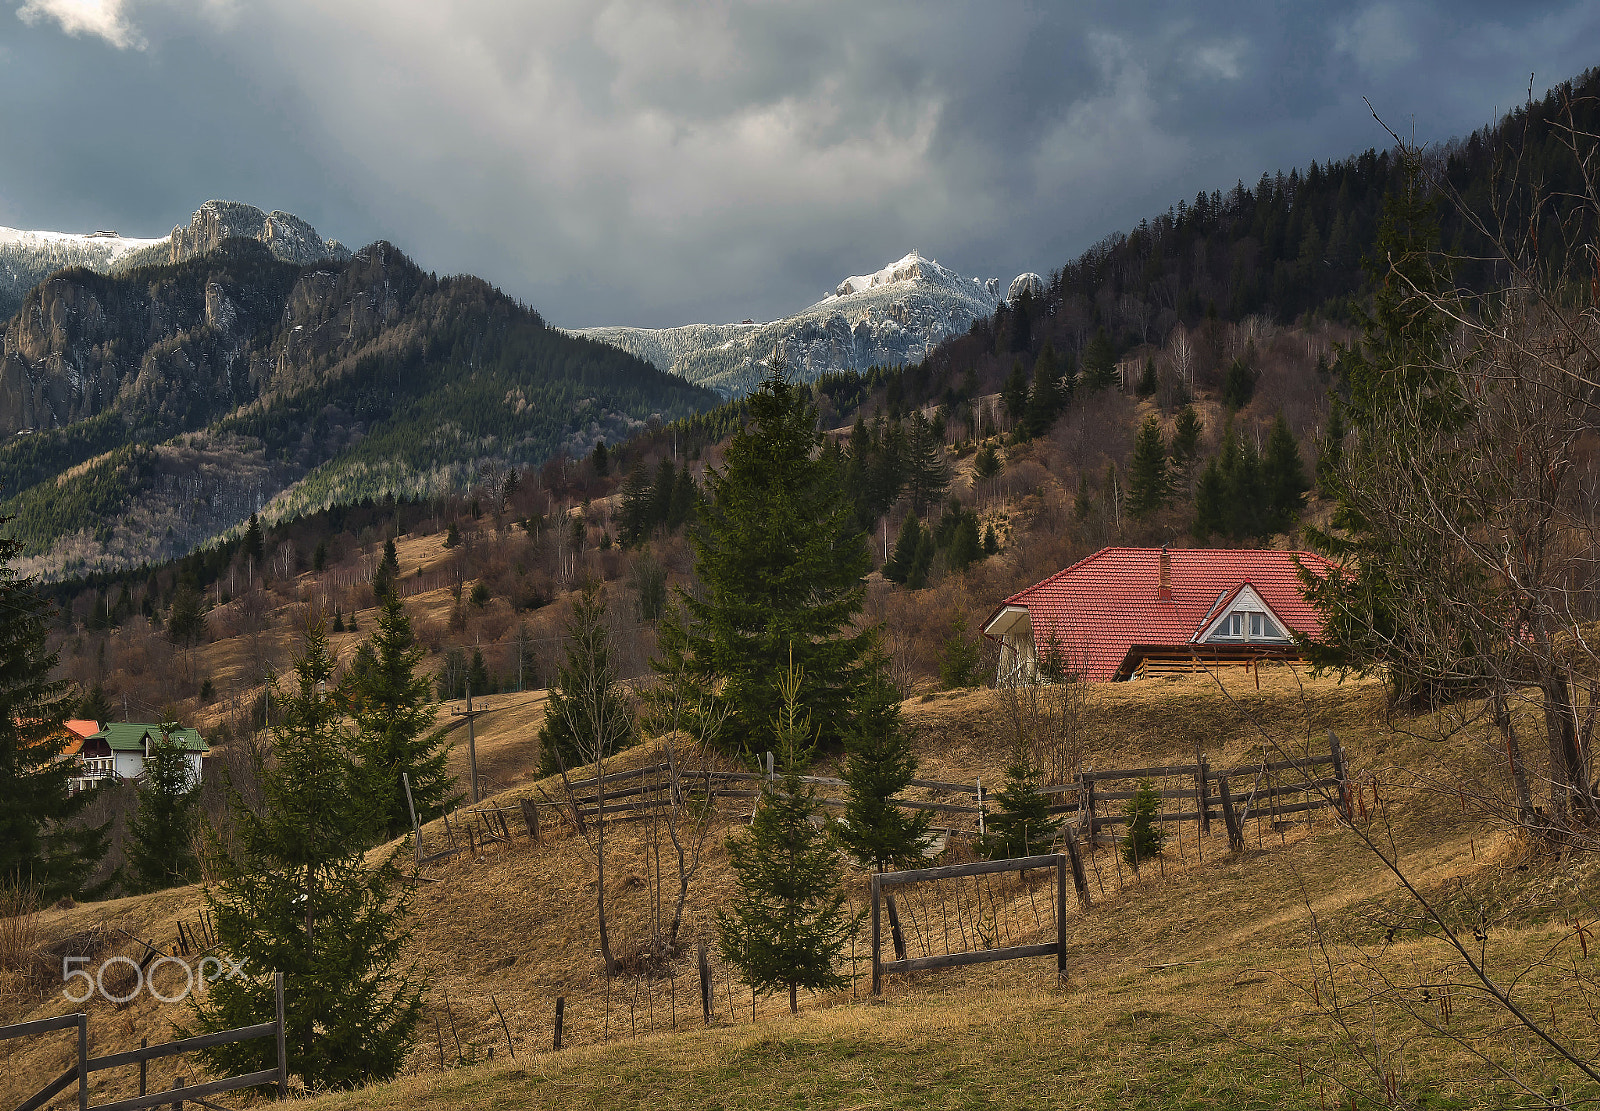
[985,546,1336,682]
[65,720,99,739]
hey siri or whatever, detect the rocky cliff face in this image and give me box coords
[0,201,348,321]
[157,200,351,269]
[574,250,1007,397]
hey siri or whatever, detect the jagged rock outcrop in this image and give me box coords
[156,200,351,268]
[0,201,350,321]
[1008,272,1045,302]
[575,250,1003,397]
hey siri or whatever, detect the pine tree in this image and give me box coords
[242,512,264,566]
[717,664,856,1013]
[76,682,112,723]
[443,521,460,549]
[946,510,982,572]
[617,459,654,546]
[837,671,930,872]
[538,582,636,776]
[655,364,882,758]
[982,523,999,555]
[591,439,610,477]
[974,763,1060,860]
[1121,779,1165,870]
[372,538,400,600]
[1127,416,1173,518]
[344,593,459,843]
[1135,358,1158,398]
[1073,473,1092,521]
[188,620,422,1089]
[1171,405,1203,470]
[1222,357,1257,410]
[313,539,328,573]
[1081,327,1119,392]
[0,530,109,898]
[1025,343,1063,435]
[1001,361,1030,425]
[467,649,492,696]
[1261,413,1311,533]
[167,585,207,649]
[126,736,200,892]
[1191,456,1227,541]
[882,516,922,584]
[972,442,1001,480]
[937,615,984,689]
[1301,156,1464,706]
[903,410,951,517]
[1316,404,1345,494]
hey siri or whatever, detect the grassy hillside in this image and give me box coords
[7,667,1599,1108]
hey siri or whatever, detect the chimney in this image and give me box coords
[1158,544,1172,601]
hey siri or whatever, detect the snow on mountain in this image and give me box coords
[574,250,1005,397]
[0,201,348,320]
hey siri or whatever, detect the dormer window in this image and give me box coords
[1209,606,1286,643]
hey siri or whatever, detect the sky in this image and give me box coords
[2,1,1597,329]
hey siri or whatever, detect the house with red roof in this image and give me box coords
[982,546,1334,683]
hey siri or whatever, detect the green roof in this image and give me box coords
[90,723,209,754]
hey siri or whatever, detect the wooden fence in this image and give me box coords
[3,973,286,1111]
[489,731,1352,855]
[870,855,1067,995]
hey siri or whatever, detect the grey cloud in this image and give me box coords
[3,0,1599,328]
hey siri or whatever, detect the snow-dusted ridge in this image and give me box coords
[0,226,167,261]
[0,200,347,321]
[574,250,1013,397]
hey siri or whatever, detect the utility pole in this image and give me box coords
[452,682,483,803]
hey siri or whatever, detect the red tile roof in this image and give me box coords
[984,546,1336,681]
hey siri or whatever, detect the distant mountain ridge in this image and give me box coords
[0,200,348,320]
[0,235,714,579]
[575,250,1017,396]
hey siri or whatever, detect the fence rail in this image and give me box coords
[4,974,287,1111]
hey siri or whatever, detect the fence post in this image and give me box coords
[1082,773,1097,840]
[1328,730,1350,820]
[171,1076,184,1111]
[404,772,423,871]
[1218,776,1245,851]
[870,875,883,997]
[77,1012,88,1111]
[553,998,565,1050]
[1055,854,1067,978]
[1064,835,1091,908]
[697,943,712,1026]
[520,798,540,840]
[139,1037,148,1098]
[1196,756,1211,834]
[275,971,287,1099]
[885,894,907,962]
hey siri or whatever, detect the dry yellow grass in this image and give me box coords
[7,666,1597,1108]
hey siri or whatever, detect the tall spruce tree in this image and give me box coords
[1081,327,1119,392]
[0,530,109,898]
[1261,413,1311,533]
[189,619,422,1090]
[717,664,856,1013]
[617,459,654,546]
[1127,416,1173,518]
[1301,154,1466,706]
[837,672,930,872]
[655,364,882,758]
[903,410,951,517]
[538,581,636,776]
[126,737,200,892]
[344,593,459,843]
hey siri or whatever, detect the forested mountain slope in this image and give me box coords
[0,239,716,579]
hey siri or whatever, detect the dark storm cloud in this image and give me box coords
[4,0,1598,327]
